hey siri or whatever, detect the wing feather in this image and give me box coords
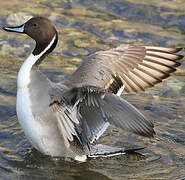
[64,46,183,94]
[49,84,155,155]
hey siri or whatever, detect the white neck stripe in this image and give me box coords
[34,34,56,58]
[17,34,56,88]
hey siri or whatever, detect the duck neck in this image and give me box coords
[17,33,58,89]
[32,32,58,68]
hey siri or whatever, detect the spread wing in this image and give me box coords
[64,46,183,94]
[49,85,155,154]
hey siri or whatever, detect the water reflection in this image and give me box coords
[3,146,149,180]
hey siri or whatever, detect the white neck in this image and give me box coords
[17,35,56,89]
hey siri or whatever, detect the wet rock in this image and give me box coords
[70,47,89,56]
[0,42,28,57]
[180,85,185,94]
[74,39,90,48]
[0,42,12,55]
[160,89,180,98]
[167,79,184,90]
[6,12,32,25]
[71,58,82,63]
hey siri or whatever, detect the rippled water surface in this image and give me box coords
[0,0,185,179]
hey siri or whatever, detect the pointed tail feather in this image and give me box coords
[88,144,144,158]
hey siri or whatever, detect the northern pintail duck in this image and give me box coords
[3,17,183,161]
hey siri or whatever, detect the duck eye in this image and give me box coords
[33,23,37,27]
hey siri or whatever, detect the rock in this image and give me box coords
[6,12,32,25]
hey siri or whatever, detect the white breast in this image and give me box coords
[16,53,46,153]
[16,88,46,152]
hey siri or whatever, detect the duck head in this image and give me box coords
[3,17,58,56]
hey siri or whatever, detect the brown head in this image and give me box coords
[3,17,58,56]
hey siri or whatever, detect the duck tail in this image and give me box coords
[88,144,144,158]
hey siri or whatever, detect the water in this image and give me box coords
[0,0,185,179]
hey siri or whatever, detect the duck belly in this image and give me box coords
[16,88,69,157]
[16,88,47,153]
